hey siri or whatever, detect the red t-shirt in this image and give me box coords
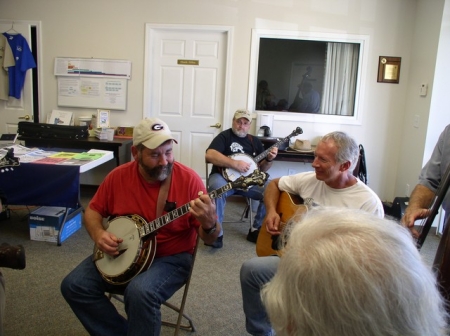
[89,161,206,257]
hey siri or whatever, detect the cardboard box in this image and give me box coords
[29,207,82,243]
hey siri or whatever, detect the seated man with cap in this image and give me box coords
[61,118,220,335]
[205,109,278,248]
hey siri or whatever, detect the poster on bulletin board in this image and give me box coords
[54,57,131,111]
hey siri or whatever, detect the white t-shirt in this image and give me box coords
[279,171,384,218]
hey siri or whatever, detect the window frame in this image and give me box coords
[247,29,370,126]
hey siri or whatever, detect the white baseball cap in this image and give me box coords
[133,118,178,149]
[233,109,252,121]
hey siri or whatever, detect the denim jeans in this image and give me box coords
[208,173,267,236]
[61,252,192,336]
[240,256,280,336]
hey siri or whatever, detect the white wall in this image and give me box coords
[1,0,448,201]
[424,0,450,163]
[395,0,446,198]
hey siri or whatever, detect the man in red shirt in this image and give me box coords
[61,118,220,336]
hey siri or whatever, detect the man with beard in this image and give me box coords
[240,131,383,336]
[61,118,220,336]
[205,109,277,248]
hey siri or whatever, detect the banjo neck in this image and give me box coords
[137,185,231,238]
[137,171,268,239]
[252,127,303,163]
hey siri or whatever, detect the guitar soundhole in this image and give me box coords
[271,235,281,250]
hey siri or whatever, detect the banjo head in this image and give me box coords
[223,153,257,182]
[95,215,156,284]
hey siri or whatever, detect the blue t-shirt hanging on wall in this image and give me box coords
[3,33,36,99]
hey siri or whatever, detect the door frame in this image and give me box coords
[143,23,234,127]
[0,19,43,124]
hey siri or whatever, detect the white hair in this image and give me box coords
[261,207,448,336]
[321,131,359,172]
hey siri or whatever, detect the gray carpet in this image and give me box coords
[0,188,442,336]
[0,189,256,336]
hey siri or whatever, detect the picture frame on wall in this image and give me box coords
[377,56,401,84]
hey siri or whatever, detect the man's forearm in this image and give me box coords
[84,206,106,242]
[259,159,273,172]
[264,178,281,213]
[407,184,435,211]
[206,149,234,168]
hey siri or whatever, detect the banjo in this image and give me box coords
[93,170,269,285]
[222,127,303,182]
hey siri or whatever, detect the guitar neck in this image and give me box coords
[137,183,233,238]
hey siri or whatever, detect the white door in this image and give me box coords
[144,25,232,182]
[0,20,41,133]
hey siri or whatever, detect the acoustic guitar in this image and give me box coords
[256,191,307,257]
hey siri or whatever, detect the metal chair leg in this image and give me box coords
[240,198,253,229]
[108,236,200,335]
[161,301,196,333]
[206,161,254,227]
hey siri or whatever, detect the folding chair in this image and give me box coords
[109,235,200,335]
[356,144,368,184]
[205,160,253,227]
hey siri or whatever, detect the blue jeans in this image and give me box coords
[61,252,192,336]
[240,256,279,336]
[208,173,267,236]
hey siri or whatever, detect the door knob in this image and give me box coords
[18,114,31,121]
[209,122,221,129]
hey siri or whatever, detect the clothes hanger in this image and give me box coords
[4,22,19,35]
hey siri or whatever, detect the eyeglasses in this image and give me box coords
[234,120,250,126]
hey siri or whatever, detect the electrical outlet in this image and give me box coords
[405,183,410,195]
[288,169,296,175]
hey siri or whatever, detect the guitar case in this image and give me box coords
[18,122,89,140]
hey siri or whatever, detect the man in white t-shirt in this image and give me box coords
[240,131,384,336]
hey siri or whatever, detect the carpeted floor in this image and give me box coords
[0,186,442,335]
[0,188,258,335]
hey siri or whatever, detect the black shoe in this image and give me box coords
[246,229,260,243]
[0,243,26,270]
[204,236,223,248]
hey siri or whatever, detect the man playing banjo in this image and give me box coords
[205,109,278,248]
[61,118,220,336]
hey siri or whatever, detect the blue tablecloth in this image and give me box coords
[0,163,80,208]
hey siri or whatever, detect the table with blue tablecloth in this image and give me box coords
[0,149,114,244]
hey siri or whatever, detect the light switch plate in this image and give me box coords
[420,83,428,97]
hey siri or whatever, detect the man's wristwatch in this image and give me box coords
[202,222,217,234]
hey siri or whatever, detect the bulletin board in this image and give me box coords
[54,58,132,111]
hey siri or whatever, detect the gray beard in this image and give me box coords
[141,160,174,181]
[232,127,247,138]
